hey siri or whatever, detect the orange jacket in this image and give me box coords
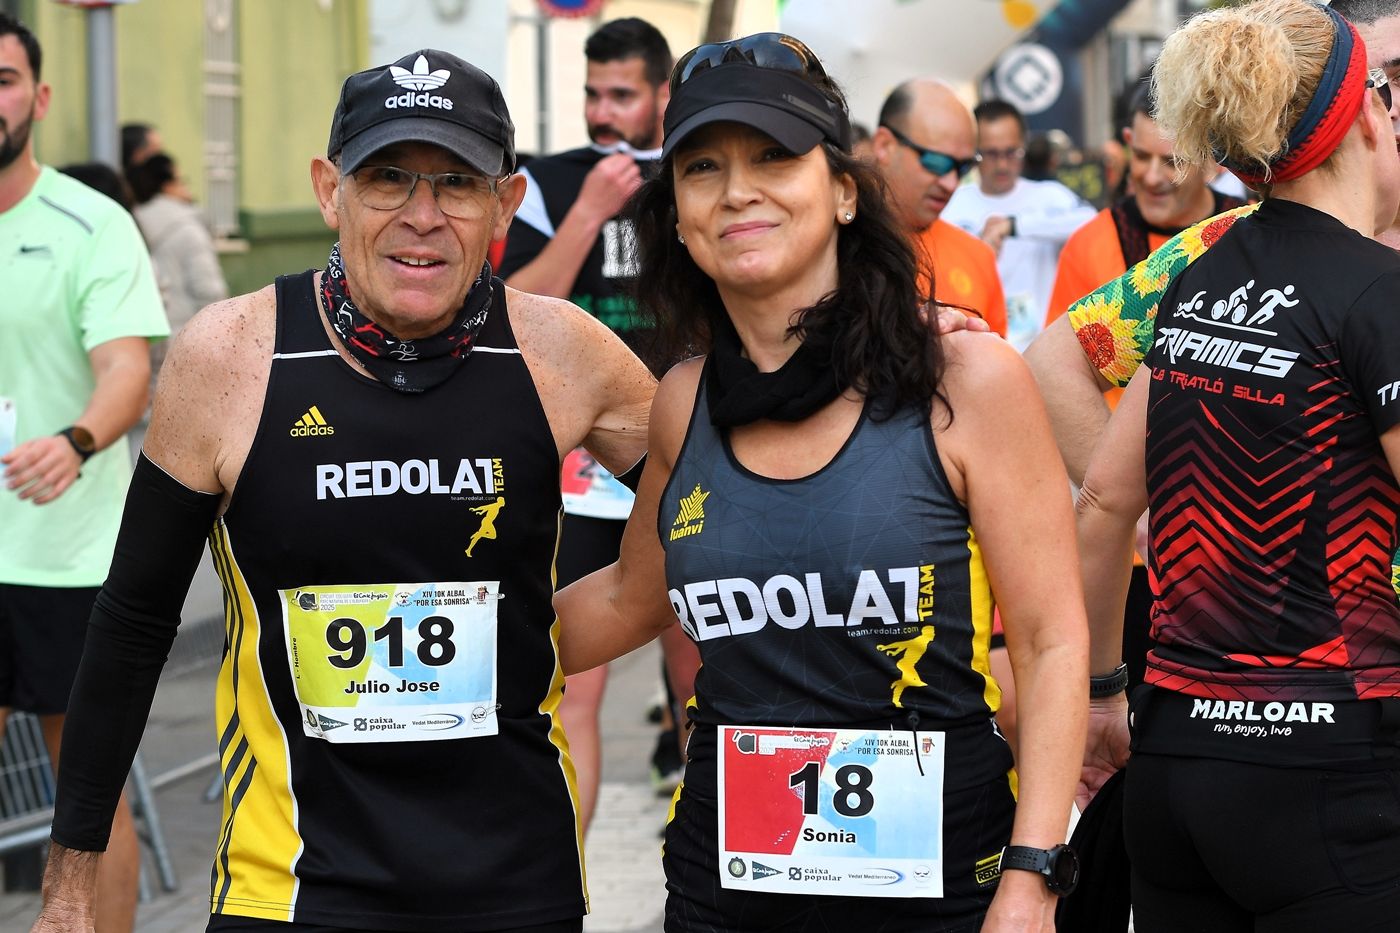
[1044,209,1171,327]
[916,220,1008,337]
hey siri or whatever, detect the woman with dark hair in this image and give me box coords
[556,33,1086,932]
[126,152,228,378]
[1077,0,1400,929]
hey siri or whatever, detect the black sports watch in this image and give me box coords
[57,425,96,462]
[1000,843,1080,895]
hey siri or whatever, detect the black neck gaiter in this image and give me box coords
[706,317,847,428]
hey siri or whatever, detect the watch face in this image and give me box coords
[70,426,96,451]
[1049,845,1080,895]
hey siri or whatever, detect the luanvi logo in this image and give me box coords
[290,405,335,437]
[18,244,50,256]
[387,55,454,111]
[670,484,710,541]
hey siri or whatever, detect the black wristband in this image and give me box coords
[1089,663,1129,698]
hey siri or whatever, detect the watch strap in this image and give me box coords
[57,426,95,462]
[1090,662,1129,698]
[1000,845,1049,875]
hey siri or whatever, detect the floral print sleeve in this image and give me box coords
[1065,201,1400,596]
[1067,204,1259,388]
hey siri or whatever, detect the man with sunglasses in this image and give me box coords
[31,49,654,933]
[943,99,1095,352]
[872,79,1009,336]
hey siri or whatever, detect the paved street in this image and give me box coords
[0,543,672,932]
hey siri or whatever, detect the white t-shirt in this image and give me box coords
[943,178,1095,351]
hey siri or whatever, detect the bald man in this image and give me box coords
[873,79,1008,336]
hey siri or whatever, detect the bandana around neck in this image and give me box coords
[319,242,492,393]
[706,316,847,428]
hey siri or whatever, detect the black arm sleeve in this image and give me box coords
[49,453,220,851]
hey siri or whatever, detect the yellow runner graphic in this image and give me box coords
[877,625,936,708]
[466,496,505,556]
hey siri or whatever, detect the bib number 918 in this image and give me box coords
[789,761,875,817]
[325,616,456,669]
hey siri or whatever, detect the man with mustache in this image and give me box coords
[500,16,669,320]
[0,13,165,933]
[498,17,681,834]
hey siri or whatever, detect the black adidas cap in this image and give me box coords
[328,49,516,177]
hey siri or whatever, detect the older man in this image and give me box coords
[873,79,1008,336]
[32,49,655,933]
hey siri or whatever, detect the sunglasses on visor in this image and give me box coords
[882,124,981,179]
[1369,67,1394,111]
[670,32,829,92]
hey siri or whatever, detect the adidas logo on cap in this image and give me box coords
[290,405,335,438]
[386,54,454,111]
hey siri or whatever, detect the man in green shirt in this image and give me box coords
[0,14,166,932]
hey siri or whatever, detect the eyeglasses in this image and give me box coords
[1368,67,1395,111]
[979,146,1026,163]
[670,32,827,92]
[347,165,503,218]
[883,124,981,178]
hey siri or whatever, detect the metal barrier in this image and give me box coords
[0,714,54,856]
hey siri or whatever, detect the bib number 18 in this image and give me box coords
[789,761,875,817]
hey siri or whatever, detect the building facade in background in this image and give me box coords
[13,0,1205,298]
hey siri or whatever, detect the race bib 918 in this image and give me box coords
[718,725,945,898]
[281,582,499,744]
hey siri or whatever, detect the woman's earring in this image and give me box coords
[678,232,686,245]
[843,212,854,223]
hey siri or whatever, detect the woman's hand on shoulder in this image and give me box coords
[920,302,994,335]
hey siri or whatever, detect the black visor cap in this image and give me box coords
[661,64,851,161]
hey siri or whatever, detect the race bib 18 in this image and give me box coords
[281,582,499,744]
[718,725,945,898]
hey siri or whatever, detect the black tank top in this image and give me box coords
[661,373,1003,732]
[206,271,583,930]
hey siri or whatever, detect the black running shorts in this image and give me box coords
[0,583,99,714]
[1126,753,1400,933]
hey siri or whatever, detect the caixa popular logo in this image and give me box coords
[387,54,454,111]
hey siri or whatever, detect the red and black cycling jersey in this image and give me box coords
[1145,198,1400,702]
